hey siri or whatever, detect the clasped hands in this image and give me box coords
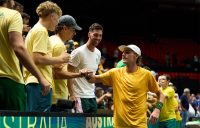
[79,68,93,79]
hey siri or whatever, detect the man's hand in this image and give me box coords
[39,78,51,96]
[60,52,71,63]
[79,68,93,77]
[149,108,160,124]
[105,92,112,98]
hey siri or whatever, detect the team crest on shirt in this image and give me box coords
[0,12,4,18]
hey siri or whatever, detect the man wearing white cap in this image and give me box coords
[85,44,164,128]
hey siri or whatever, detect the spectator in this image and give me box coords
[67,23,103,113]
[180,88,190,128]
[0,0,50,111]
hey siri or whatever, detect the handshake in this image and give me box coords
[79,68,93,80]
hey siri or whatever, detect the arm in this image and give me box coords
[96,92,112,104]
[9,31,50,95]
[86,73,102,83]
[53,69,82,79]
[67,64,77,100]
[149,90,165,124]
[33,52,70,65]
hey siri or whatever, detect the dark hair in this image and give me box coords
[136,56,143,66]
[0,0,6,6]
[89,23,103,32]
[162,74,171,81]
[21,12,30,19]
[55,25,64,34]
[143,65,151,71]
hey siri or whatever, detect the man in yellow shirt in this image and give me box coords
[0,0,50,111]
[85,44,165,128]
[24,1,70,112]
[158,74,177,128]
[50,15,85,111]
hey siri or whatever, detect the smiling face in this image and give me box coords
[88,29,102,47]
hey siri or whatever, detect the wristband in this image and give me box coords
[155,101,163,111]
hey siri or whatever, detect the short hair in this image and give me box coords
[162,74,171,81]
[89,23,103,32]
[36,1,62,18]
[13,1,24,12]
[0,0,5,6]
[21,12,30,19]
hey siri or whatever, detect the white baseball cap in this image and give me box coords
[184,88,190,93]
[118,44,141,56]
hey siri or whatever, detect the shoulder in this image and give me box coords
[2,8,21,21]
[50,35,63,46]
[139,67,152,75]
[108,67,122,74]
[95,48,101,54]
[4,8,19,16]
[31,24,48,36]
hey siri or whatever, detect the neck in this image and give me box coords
[38,18,50,30]
[162,85,168,89]
[86,41,95,52]
[58,33,67,42]
[126,64,138,73]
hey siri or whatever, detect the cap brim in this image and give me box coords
[74,25,82,31]
[118,45,132,52]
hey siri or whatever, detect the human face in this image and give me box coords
[158,75,169,88]
[49,13,59,31]
[122,49,138,65]
[62,26,76,41]
[23,18,30,25]
[7,0,15,9]
[88,29,102,47]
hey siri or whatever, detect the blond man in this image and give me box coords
[24,1,70,112]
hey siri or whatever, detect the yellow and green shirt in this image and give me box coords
[0,7,24,83]
[159,86,176,122]
[174,98,182,121]
[100,67,160,128]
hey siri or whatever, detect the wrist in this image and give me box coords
[155,101,163,111]
[78,70,84,77]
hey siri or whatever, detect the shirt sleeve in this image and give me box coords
[8,11,23,34]
[32,30,49,54]
[69,49,81,67]
[148,72,160,94]
[99,69,113,86]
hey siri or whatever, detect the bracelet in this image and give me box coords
[155,101,163,111]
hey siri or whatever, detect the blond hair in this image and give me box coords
[36,1,62,18]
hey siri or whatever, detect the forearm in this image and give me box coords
[156,90,165,104]
[87,75,101,83]
[33,54,64,65]
[67,79,75,96]
[14,45,43,81]
[54,70,82,79]
[97,95,106,104]
[9,31,44,83]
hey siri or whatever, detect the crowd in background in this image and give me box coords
[0,0,199,128]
